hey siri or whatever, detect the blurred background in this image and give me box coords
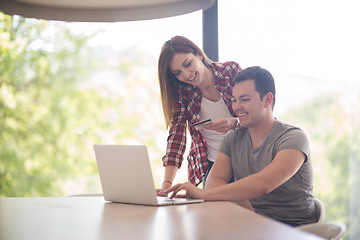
[1,0,359,239]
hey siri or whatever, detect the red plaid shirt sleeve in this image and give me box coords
[162,93,188,168]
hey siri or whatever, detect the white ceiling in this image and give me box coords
[15,0,181,8]
[0,0,215,22]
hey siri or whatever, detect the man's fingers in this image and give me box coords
[170,185,183,199]
[163,183,184,199]
[174,193,187,198]
[164,183,183,194]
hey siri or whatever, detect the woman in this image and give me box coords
[157,36,241,196]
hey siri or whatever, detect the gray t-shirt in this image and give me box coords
[219,120,317,226]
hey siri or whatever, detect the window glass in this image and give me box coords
[219,1,359,239]
[1,1,359,238]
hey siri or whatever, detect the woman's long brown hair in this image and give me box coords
[158,36,213,128]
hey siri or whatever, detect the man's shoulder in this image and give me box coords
[275,120,303,133]
[273,120,308,142]
[272,120,310,156]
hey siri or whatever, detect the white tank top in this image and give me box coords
[199,96,233,162]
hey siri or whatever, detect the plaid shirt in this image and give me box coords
[162,61,241,185]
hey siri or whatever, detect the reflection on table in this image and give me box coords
[0,197,322,240]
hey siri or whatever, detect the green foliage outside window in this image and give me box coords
[281,95,360,239]
[0,13,137,196]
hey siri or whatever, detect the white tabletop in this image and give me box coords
[0,197,322,240]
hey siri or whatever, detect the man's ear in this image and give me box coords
[264,92,273,108]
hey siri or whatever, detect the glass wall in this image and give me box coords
[1,0,359,239]
[219,0,360,239]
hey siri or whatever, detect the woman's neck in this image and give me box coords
[198,68,220,101]
[198,68,214,89]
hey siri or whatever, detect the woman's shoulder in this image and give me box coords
[212,61,241,70]
[212,61,241,78]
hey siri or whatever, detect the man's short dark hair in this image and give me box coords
[233,66,276,109]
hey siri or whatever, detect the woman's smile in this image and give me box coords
[187,72,197,82]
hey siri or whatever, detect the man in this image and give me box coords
[165,66,318,226]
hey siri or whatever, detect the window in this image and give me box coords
[219,1,360,239]
[1,0,359,238]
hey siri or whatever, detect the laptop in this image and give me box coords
[93,144,204,206]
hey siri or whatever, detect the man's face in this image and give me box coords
[231,79,267,128]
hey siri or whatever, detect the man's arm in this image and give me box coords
[205,152,254,211]
[203,148,306,202]
[164,152,232,199]
[165,149,306,204]
[205,152,233,189]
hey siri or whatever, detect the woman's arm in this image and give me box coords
[156,165,178,196]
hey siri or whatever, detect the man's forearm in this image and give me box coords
[204,175,228,189]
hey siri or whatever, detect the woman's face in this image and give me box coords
[169,52,207,86]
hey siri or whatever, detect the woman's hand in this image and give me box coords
[204,117,237,133]
[156,181,173,196]
[164,182,204,199]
